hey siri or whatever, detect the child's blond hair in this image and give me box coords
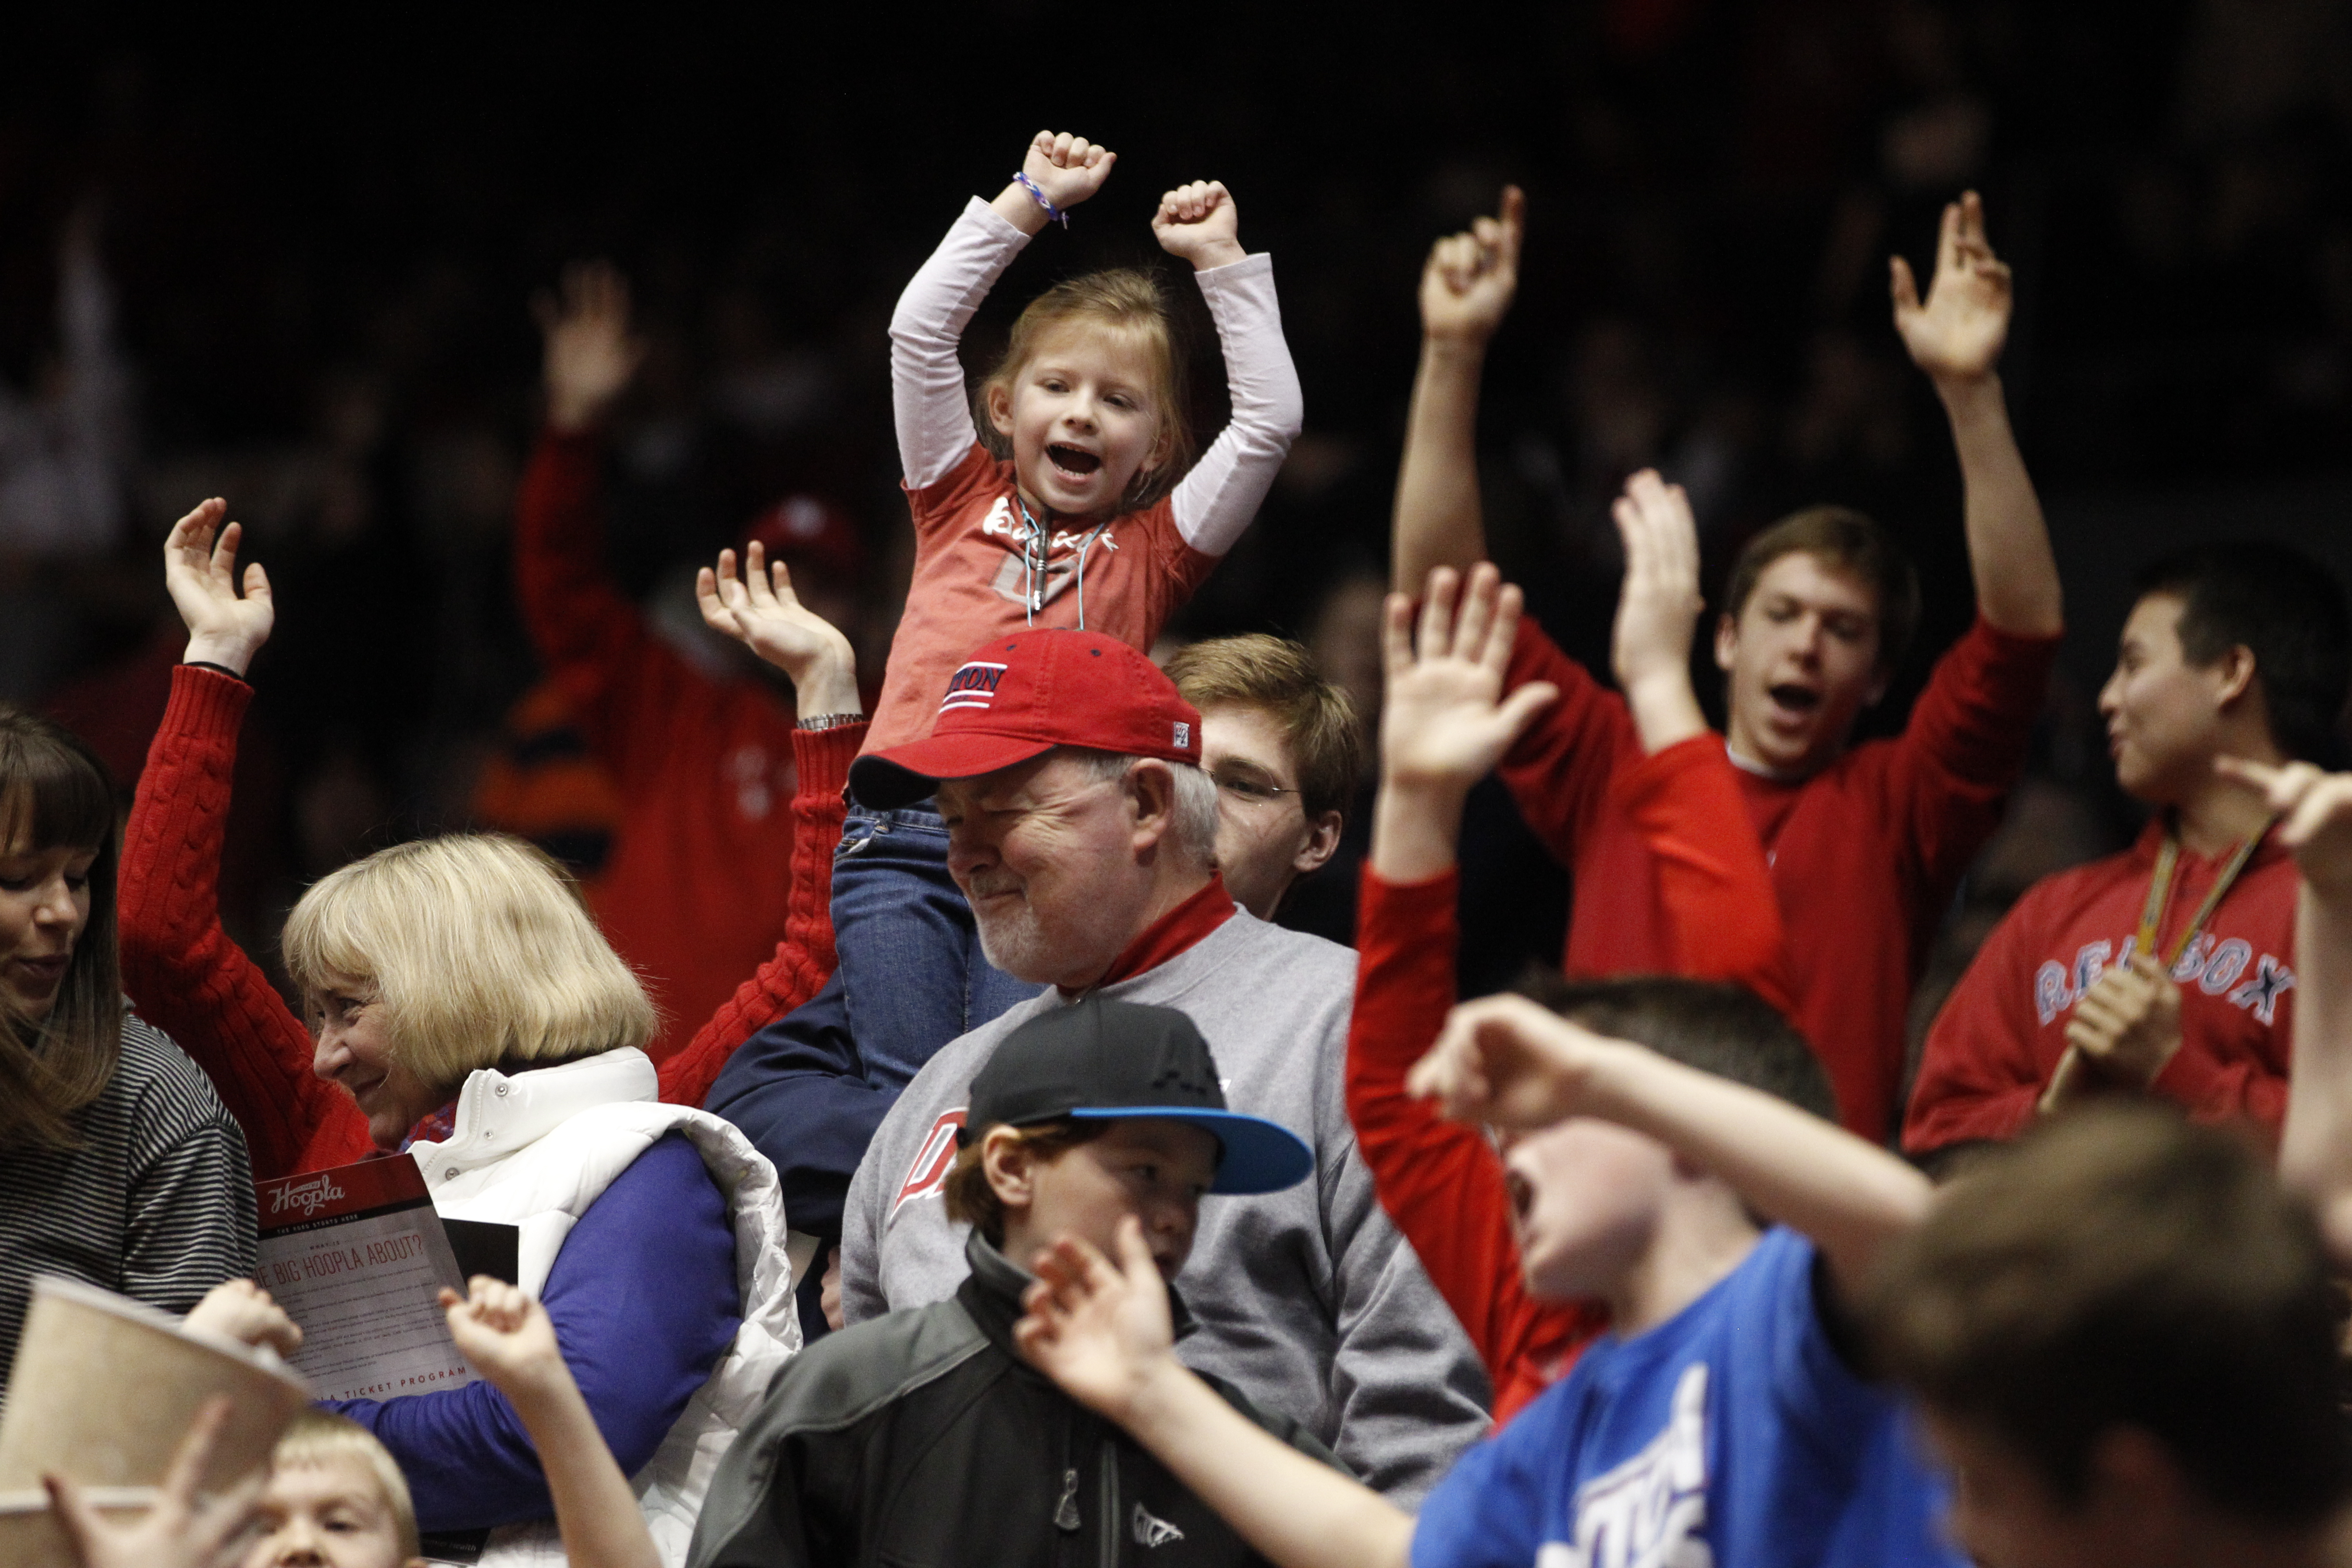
[272,1409,421,1560]
[977,269,1197,510]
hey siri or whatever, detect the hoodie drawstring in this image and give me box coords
[1013,494,1109,631]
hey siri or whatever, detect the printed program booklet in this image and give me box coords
[255,1158,478,1401]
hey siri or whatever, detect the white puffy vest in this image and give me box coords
[406,1048,805,1568]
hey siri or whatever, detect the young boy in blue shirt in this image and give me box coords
[1017,977,1957,1568]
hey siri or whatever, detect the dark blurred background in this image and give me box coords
[6,1,2349,1045]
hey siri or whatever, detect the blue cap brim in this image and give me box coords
[1065,1106,1315,1195]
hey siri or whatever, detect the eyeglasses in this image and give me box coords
[1210,770,1298,805]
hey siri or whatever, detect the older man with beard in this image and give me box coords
[833,628,1489,1505]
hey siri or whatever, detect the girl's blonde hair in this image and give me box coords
[976,269,1197,511]
[282,833,656,1096]
[271,1409,420,1560]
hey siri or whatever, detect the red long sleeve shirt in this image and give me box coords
[1498,613,2059,1142]
[514,430,808,1059]
[1904,820,2298,1155]
[1346,735,1791,1425]
[118,663,855,1179]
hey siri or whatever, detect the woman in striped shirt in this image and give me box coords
[0,705,256,1374]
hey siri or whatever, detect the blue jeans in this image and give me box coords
[709,795,1039,1341]
[831,795,1041,1090]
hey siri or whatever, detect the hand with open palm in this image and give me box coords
[1890,190,2011,385]
[1379,563,1557,800]
[164,499,273,678]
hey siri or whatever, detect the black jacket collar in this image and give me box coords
[956,1230,1195,1357]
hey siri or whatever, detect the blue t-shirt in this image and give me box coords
[1411,1227,1962,1568]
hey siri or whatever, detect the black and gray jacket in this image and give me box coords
[686,1232,1342,1568]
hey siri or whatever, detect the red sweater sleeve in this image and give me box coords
[514,430,720,791]
[656,721,860,1108]
[1888,615,2062,892]
[1494,614,1642,872]
[119,665,375,1178]
[1611,735,1797,1018]
[1344,865,1605,1425]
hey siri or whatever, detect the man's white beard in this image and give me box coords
[972,896,1058,986]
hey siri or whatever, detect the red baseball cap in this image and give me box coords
[848,630,1203,809]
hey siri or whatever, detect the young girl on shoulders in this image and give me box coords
[717,128,1302,1083]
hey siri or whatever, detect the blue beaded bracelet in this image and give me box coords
[1013,172,1067,227]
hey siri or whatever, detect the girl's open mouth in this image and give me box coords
[1048,444,1102,476]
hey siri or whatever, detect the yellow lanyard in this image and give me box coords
[2135,817,2275,973]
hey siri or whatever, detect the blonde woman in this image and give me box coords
[114,500,801,1566]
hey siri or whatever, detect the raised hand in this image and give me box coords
[696,542,862,718]
[181,1279,303,1359]
[440,1276,662,1568]
[1890,190,2011,384]
[164,499,273,678]
[535,261,644,433]
[1017,130,1117,216]
[440,1276,567,1400]
[1419,186,1524,347]
[1379,563,1558,799]
[1013,1218,1178,1425]
[1608,470,1708,753]
[2219,756,2352,899]
[1405,992,1609,1131]
[1151,180,1245,271]
[46,1398,265,1568]
[2063,952,2184,1090]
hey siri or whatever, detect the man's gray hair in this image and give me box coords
[1063,748,1221,872]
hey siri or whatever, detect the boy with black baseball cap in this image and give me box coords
[687,995,1335,1568]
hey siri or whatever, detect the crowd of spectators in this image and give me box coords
[0,2,2346,998]
[6,4,2352,1567]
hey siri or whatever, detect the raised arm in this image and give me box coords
[516,266,704,778]
[1349,564,1592,1412]
[2222,758,2352,1265]
[442,1277,660,1568]
[1018,1221,1415,1568]
[1390,187,1522,594]
[1372,564,1560,882]
[1409,994,1933,1301]
[120,501,371,1177]
[660,546,867,1106]
[1891,191,2061,639]
[1607,470,1796,1008]
[1609,470,1708,754]
[537,260,645,436]
[1159,180,1305,557]
[892,132,1112,490]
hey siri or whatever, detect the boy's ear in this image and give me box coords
[981,1126,1037,1211]
[1293,808,1345,877]
[2209,643,2259,712]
